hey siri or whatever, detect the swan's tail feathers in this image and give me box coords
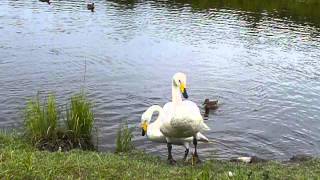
[197,132,209,143]
[200,122,210,131]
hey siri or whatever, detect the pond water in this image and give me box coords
[0,0,320,160]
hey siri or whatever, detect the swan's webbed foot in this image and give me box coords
[167,158,177,165]
[191,137,202,165]
[192,153,202,165]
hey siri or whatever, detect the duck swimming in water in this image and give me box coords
[87,3,95,12]
[39,0,51,5]
[203,98,218,117]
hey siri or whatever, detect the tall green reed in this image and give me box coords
[24,94,58,144]
[66,93,94,146]
[115,121,134,153]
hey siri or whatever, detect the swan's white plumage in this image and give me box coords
[159,72,210,139]
[161,101,207,138]
[141,72,210,161]
[141,105,209,148]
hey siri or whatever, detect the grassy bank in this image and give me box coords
[0,134,319,179]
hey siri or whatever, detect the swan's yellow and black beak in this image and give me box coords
[180,83,188,99]
[141,121,148,136]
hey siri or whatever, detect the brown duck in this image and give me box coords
[39,0,51,5]
[87,3,95,12]
[203,98,218,117]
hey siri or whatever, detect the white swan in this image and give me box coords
[160,72,210,163]
[140,105,209,161]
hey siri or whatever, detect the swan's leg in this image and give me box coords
[183,148,189,162]
[192,136,201,163]
[183,142,189,162]
[167,143,176,164]
[193,136,198,157]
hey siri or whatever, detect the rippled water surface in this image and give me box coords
[1,0,320,160]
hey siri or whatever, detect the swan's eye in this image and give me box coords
[178,80,181,83]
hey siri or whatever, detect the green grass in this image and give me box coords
[24,94,58,144]
[0,133,320,179]
[115,121,134,153]
[66,93,95,148]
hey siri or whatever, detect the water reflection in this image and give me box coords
[154,0,320,27]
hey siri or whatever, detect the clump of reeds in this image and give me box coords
[115,121,134,153]
[24,94,58,144]
[24,92,95,151]
[66,93,94,149]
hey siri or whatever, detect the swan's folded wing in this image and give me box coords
[182,100,211,131]
[161,100,210,137]
[159,119,175,137]
[197,132,209,142]
[200,122,210,131]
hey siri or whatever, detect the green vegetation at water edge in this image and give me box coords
[24,92,95,151]
[115,121,134,153]
[66,93,95,149]
[24,94,59,145]
[1,133,320,179]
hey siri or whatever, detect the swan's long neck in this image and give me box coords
[172,83,182,105]
[146,105,164,124]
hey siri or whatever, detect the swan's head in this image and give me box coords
[140,111,151,136]
[173,72,188,99]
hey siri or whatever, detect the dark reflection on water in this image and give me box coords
[0,0,320,160]
[152,0,320,27]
